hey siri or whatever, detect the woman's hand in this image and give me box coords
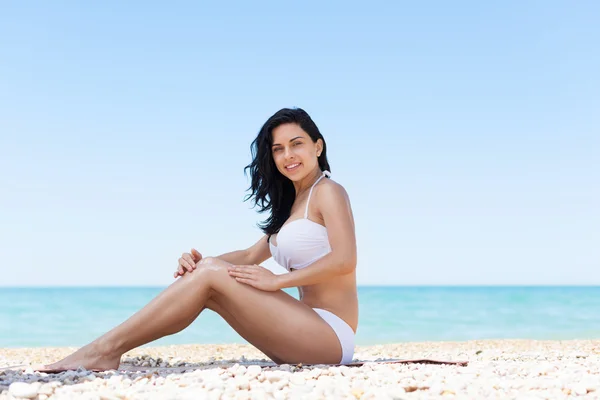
[174,248,203,278]
[228,264,281,291]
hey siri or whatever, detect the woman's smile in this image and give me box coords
[285,162,302,173]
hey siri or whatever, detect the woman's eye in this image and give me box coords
[293,142,302,146]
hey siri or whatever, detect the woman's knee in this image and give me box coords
[196,256,229,268]
[189,257,230,282]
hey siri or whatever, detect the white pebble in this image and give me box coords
[273,391,287,400]
[307,368,322,379]
[246,365,262,378]
[99,394,120,400]
[236,377,250,390]
[265,371,284,383]
[278,364,292,372]
[234,390,250,400]
[37,384,54,396]
[572,384,588,396]
[273,377,289,390]
[232,365,246,377]
[208,388,224,400]
[290,375,305,385]
[8,382,40,399]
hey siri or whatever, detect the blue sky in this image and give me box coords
[1,1,598,287]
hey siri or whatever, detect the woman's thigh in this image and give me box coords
[191,257,343,365]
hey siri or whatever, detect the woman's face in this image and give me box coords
[271,123,322,181]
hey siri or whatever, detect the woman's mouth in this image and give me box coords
[285,163,301,172]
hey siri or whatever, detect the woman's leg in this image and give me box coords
[41,257,217,371]
[42,257,343,371]
[200,258,344,365]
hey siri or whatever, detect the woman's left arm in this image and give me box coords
[229,183,357,291]
[276,183,357,288]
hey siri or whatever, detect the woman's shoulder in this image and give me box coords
[312,176,355,226]
[314,176,351,205]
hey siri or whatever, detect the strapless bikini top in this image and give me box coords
[269,171,332,271]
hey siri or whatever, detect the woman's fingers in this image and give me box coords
[178,258,188,272]
[229,270,255,279]
[234,277,254,286]
[175,257,190,279]
[228,265,258,279]
[174,250,202,279]
[178,253,195,272]
[231,265,259,272]
[182,253,196,271]
[191,248,202,262]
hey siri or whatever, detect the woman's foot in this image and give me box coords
[37,341,122,372]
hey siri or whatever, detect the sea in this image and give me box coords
[1,286,599,348]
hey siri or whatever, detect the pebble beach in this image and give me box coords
[1,339,599,399]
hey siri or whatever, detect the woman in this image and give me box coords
[41,107,358,371]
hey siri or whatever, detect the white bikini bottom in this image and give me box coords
[313,308,355,364]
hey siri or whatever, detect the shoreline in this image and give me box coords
[2,339,599,399]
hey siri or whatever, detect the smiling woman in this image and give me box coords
[38,108,359,372]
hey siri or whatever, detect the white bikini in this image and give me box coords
[269,170,355,364]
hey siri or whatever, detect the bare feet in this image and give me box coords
[38,342,122,372]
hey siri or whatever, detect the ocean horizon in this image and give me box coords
[2,286,599,349]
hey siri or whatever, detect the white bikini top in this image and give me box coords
[269,171,332,271]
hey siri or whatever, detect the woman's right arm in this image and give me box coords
[176,235,271,278]
[217,235,271,265]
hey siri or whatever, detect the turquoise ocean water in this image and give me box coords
[1,287,599,348]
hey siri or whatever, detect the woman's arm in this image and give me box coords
[214,250,251,265]
[276,183,357,288]
[216,235,271,266]
[228,183,356,291]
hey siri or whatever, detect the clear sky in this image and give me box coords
[1,1,598,287]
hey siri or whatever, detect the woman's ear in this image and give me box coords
[316,139,324,156]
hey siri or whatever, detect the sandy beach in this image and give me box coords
[1,339,599,399]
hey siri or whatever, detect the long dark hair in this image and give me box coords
[244,108,331,236]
